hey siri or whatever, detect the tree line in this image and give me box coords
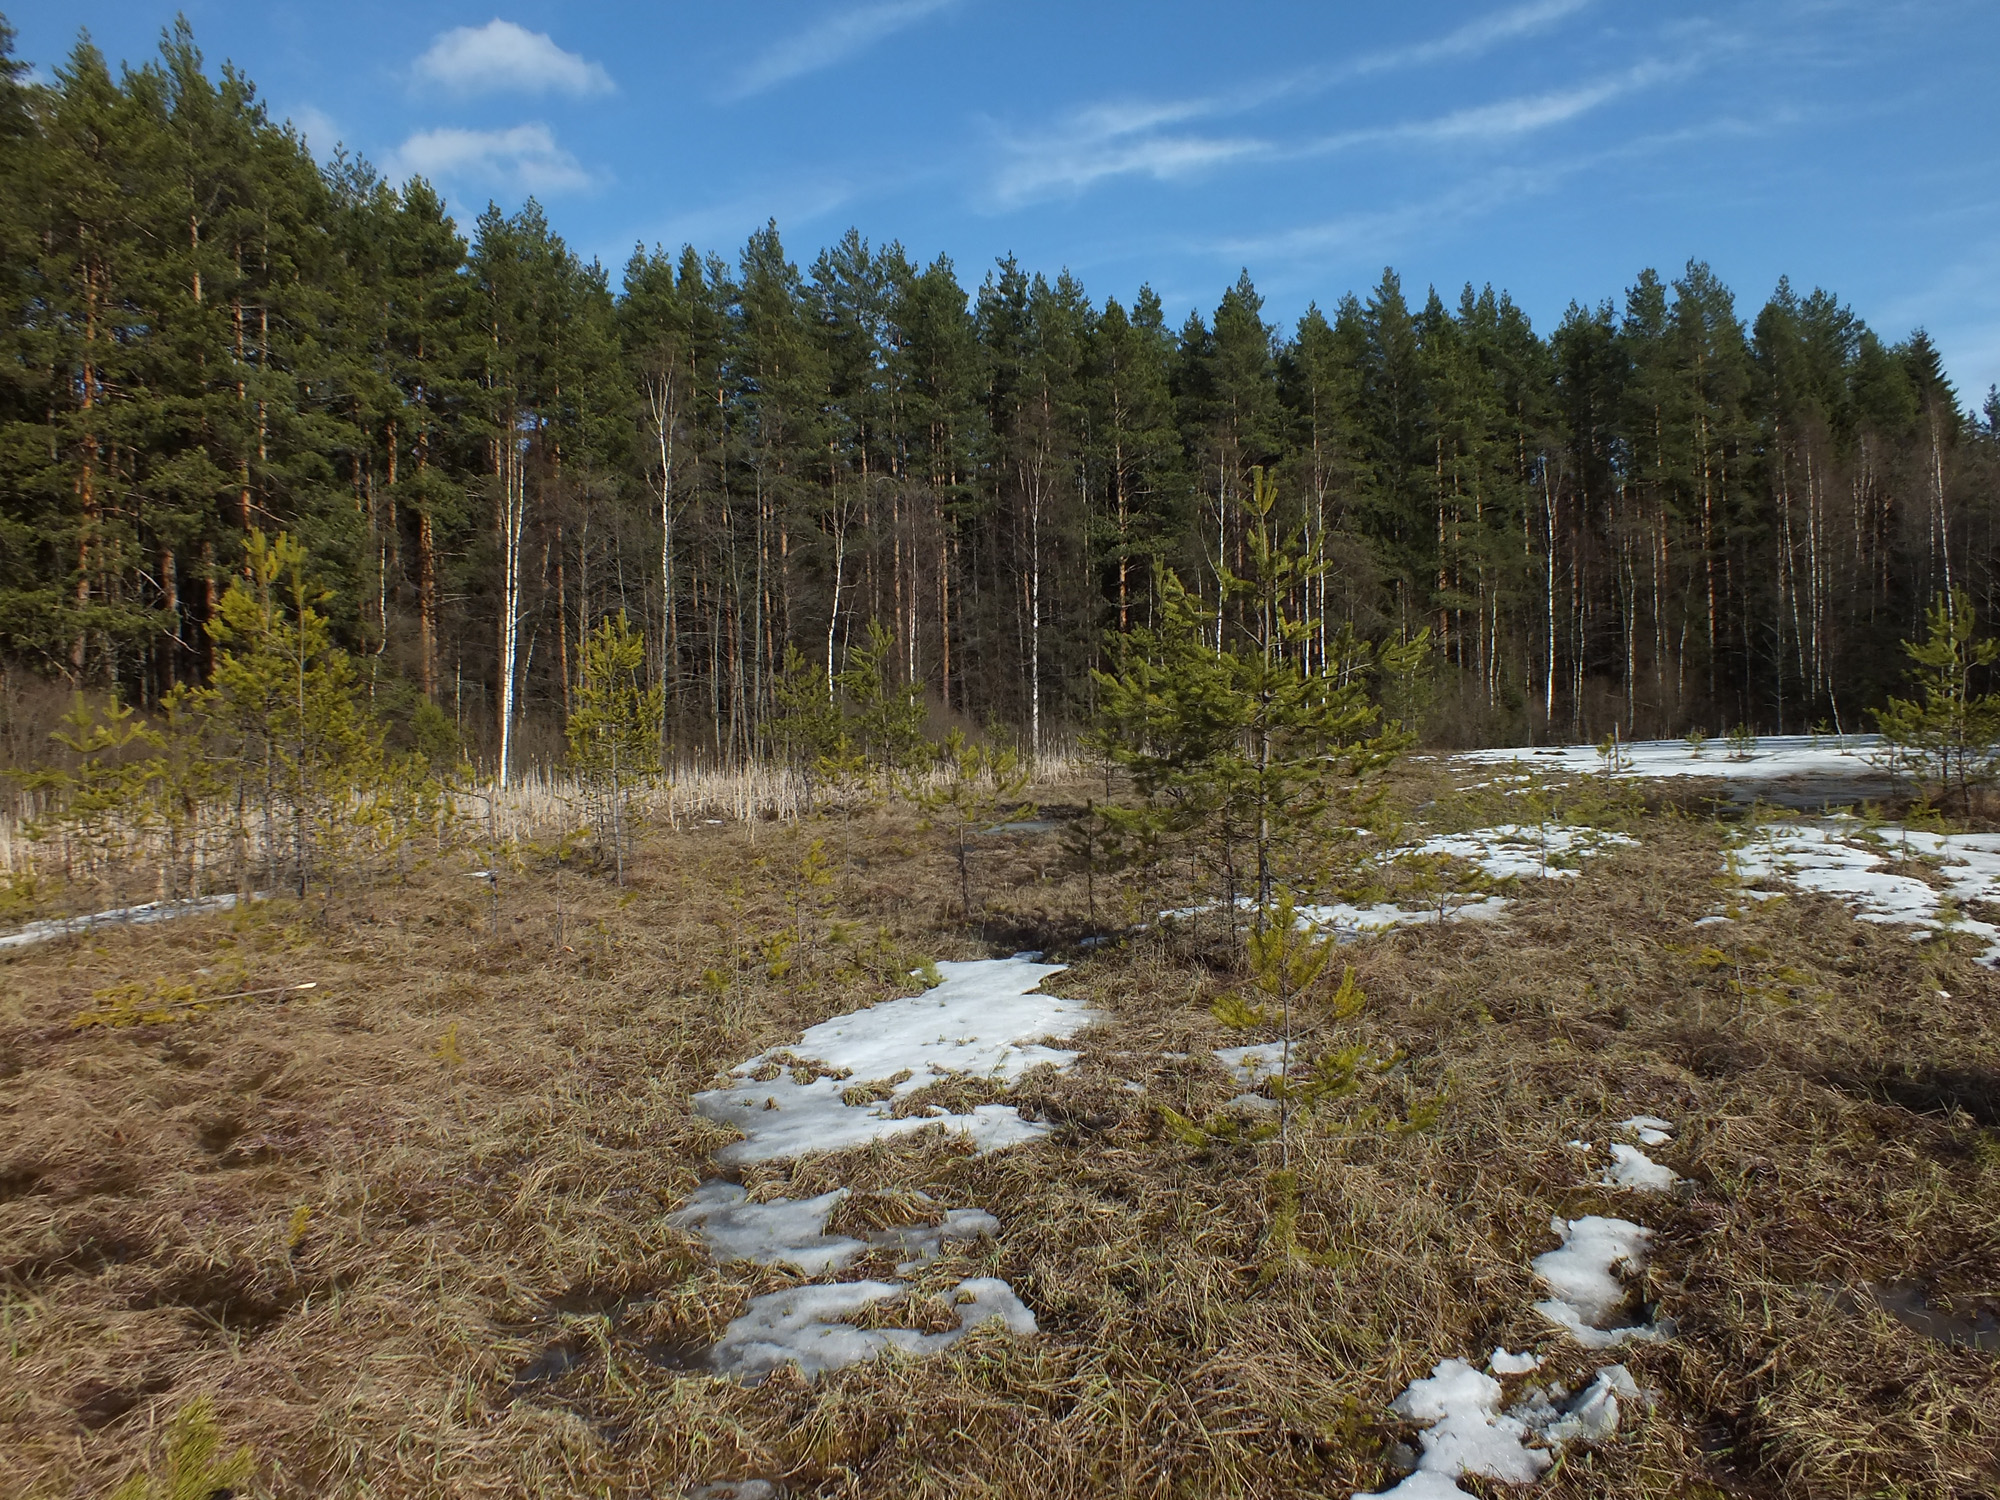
[6,19,2000,776]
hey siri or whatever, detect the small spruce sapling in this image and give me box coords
[1725,722,1757,761]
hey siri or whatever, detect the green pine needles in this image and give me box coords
[566,611,664,883]
[1089,467,1415,927]
[1876,588,2000,814]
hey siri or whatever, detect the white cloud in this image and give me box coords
[989,123,1264,208]
[414,19,613,98]
[389,123,595,195]
[285,105,342,157]
[980,2,1612,209]
[1341,0,1595,77]
[728,0,956,99]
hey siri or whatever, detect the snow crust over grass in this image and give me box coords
[1601,1142,1679,1193]
[707,1276,1037,1384]
[0,892,249,950]
[1214,1042,1290,1085]
[1456,733,1883,782]
[1160,823,1632,943]
[1363,1358,1553,1495]
[679,954,1084,1385]
[1356,1111,1678,1497]
[1531,1215,1670,1348]
[1733,821,2000,964]
[667,1184,1004,1275]
[1408,824,1636,879]
[694,953,1092,1164]
[1619,1115,1673,1146]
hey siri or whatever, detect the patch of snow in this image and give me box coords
[1456,734,1882,782]
[1407,824,1637,881]
[707,1275,1036,1384]
[1351,1358,1551,1499]
[0,892,252,950]
[1601,1142,1678,1193]
[1489,1348,1541,1375]
[1214,1041,1290,1085]
[668,1186,1001,1275]
[693,953,1095,1164]
[668,1184,863,1274]
[1291,897,1513,934]
[1531,1215,1670,1348]
[1226,1092,1278,1113]
[1618,1116,1674,1146]
[1732,822,2000,965]
[1692,914,1732,927]
[1511,1364,1647,1444]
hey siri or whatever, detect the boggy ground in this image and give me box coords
[2,775,1998,1499]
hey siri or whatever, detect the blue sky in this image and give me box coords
[17,1,2000,402]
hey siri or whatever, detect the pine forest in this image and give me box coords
[5,20,1999,768]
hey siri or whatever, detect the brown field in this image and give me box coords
[3,771,1998,1499]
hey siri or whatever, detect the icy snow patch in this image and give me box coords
[708,1275,1037,1384]
[1509,1364,1647,1444]
[1733,822,2000,964]
[1214,1041,1290,1085]
[669,1184,863,1273]
[668,1185,1001,1276]
[0,892,251,950]
[1456,734,1882,783]
[1489,1348,1541,1375]
[1601,1142,1679,1193]
[694,953,1095,1163]
[1618,1115,1674,1147]
[1532,1215,1670,1348]
[1351,1358,1551,1498]
[1407,824,1637,880]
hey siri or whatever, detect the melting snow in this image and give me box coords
[1456,734,1883,782]
[0,892,251,950]
[1214,1041,1291,1085]
[1489,1348,1541,1375]
[1618,1115,1674,1147]
[680,955,1083,1382]
[1601,1143,1679,1193]
[1532,1216,1670,1348]
[693,953,1094,1164]
[666,1184,999,1274]
[1509,1364,1647,1444]
[708,1275,1037,1384]
[1407,824,1637,880]
[1733,822,2000,964]
[1355,1358,1552,1497]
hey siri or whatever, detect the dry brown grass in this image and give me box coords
[3,775,1999,1499]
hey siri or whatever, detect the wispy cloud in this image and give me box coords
[988,109,1265,208]
[1338,0,1596,78]
[985,63,1659,211]
[414,19,614,98]
[982,0,1610,209]
[727,0,956,99]
[389,123,596,195]
[1307,62,1682,154]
